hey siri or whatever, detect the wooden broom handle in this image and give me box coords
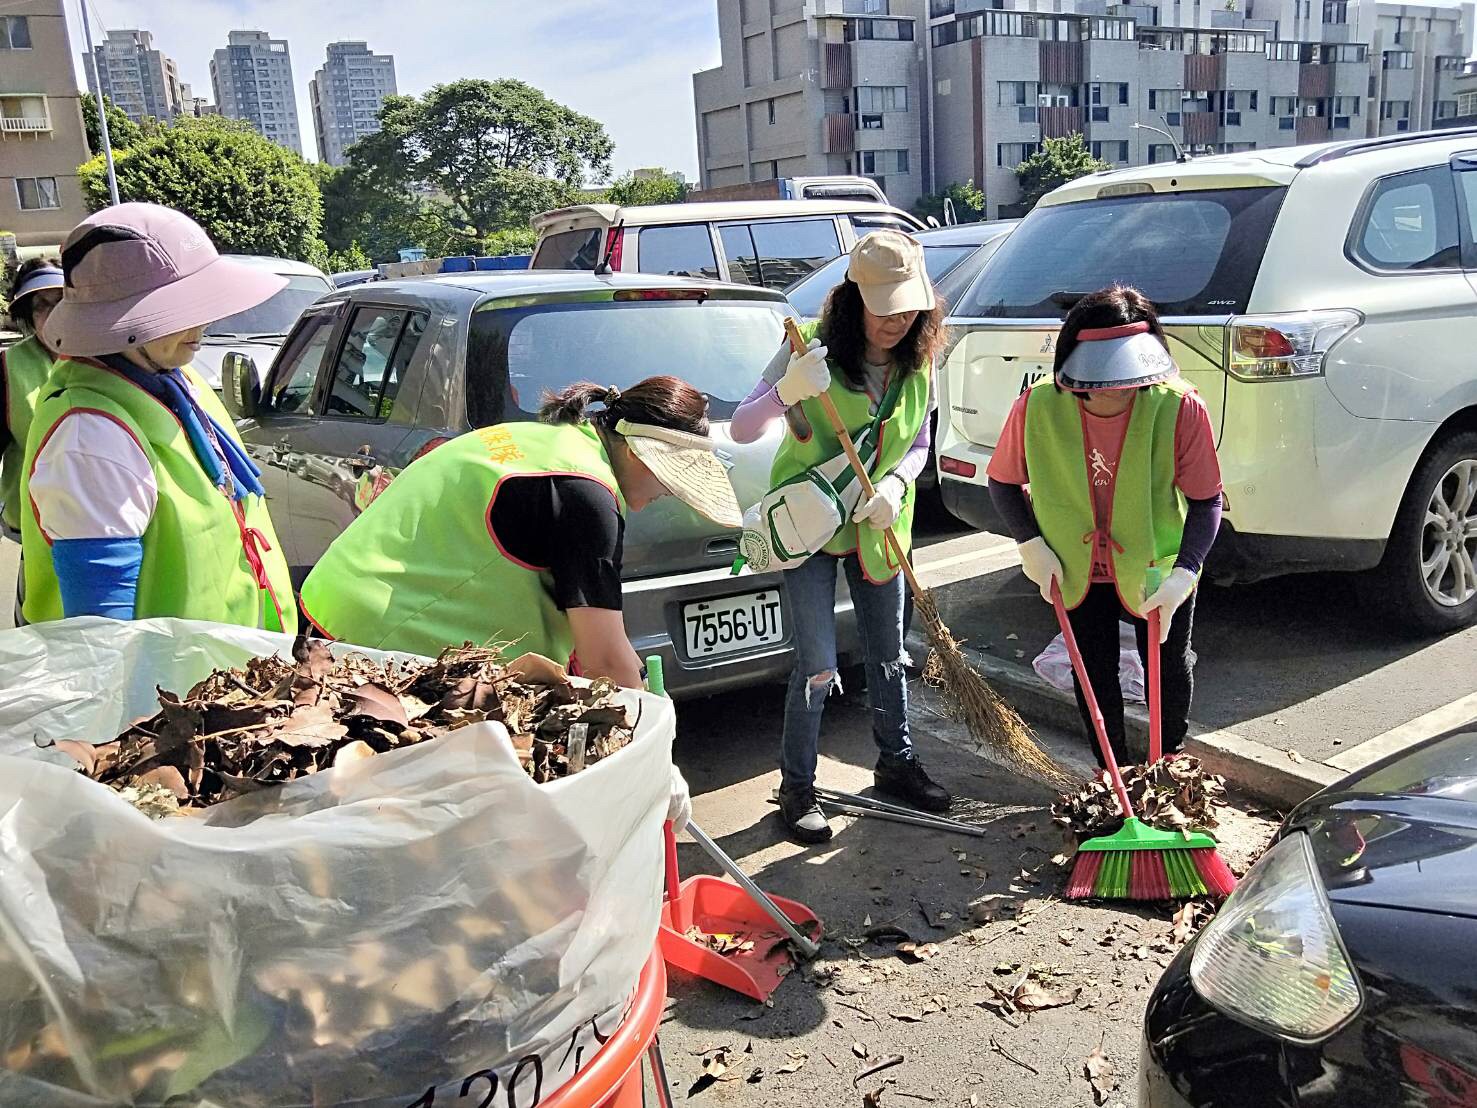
[783,318,925,599]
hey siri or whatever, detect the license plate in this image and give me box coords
[682,591,785,659]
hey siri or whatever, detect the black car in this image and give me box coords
[1141,723,1477,1107]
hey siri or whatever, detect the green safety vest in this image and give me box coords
[769,320,931,583]
[0,336,54,532]
[300,421,624,663]
[1022,377,1193,615]
[19,358,296,633]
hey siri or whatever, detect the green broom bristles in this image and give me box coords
[1066,817,1237,900]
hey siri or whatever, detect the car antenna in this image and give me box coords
[1131,116,1191,164]
[593,218,625,276]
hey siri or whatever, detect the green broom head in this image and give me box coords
[1066,817,1234,900]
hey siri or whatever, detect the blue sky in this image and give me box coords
[64,0,722,179]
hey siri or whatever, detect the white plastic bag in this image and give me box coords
[0,618,672,1108]
[1032,621,1147,703]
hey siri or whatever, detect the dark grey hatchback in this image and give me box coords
[220,271,860,697]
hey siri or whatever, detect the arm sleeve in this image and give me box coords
[1175,495,1223,576]
[29,412,157,619]
[989,480,1041,543]
[728,377,788,445]
[890,412,933,486]
[546,477,626,611]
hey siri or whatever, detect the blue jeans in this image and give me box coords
[780,551,912,795]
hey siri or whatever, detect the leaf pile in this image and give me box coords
[1051,754,1227,840]
[51,639,635,813]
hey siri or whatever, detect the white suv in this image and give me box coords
[936,130,1477,632]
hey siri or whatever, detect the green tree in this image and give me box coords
[80,92,153,155]
[605,170,687,207]
[78,116,324,261]
[326,242,373,273]
[911,179,986,224]
[352,79,611,242]
[315,160,432,263]
[1014,134,1112,211]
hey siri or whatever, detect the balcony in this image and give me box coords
[1040,104,1084,138]
[822,42,853,89]
[1183,111,1218,144]
[824,112,855,153]
[0,115,50,134]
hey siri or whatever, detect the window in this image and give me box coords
[1436,55,1465,71]
[1436,100,1459,120]
[0,16,32,49]
[930,0,956,14]
[958,186,1286,317]
[845,18,913,40]
[1383,50,1414,70]
[998,81,1039,106]
[1332,95,1361,116]
[859,113,884,129]
[634,223,719,279]
[14,177,60,210]
[996,142,1041,167]
[1380,99,1411,120]
[859,149,909,175]
[767,99,776,125]
[1086,18,1134,39]
[323,307,426,420]
[1088,83,1127,105]
[1457,90,1477,116]
[1323,0,1347,22]
[205,274,333,338]
[983,11,1034,36]
[1090,141,1129,162]
[1091,106,1110,122]
[1147,144,1178,163]
[531,227,605,270]
[265,312,338,416]
[1352,166,1461,271]
[722,218,840,289]
[855,85,907,112]
[1268,41,1301,61]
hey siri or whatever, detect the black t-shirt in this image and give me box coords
[488,474,624,611]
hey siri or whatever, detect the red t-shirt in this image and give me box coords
[987,389,1223,581]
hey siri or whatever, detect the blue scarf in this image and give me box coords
[99,355,265,501]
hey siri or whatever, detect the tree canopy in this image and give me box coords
[78,116,323,261]
[350,79,610,243]
[80,92,157,156]
[912,179,986,224]
[1014,134,1111,211]
[605,170,687,207]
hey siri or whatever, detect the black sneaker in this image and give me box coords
[873,757,952,813]
[778,787,834,844]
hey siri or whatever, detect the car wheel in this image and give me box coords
[1368,430,1477,633]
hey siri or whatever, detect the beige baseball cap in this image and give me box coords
[847,230,936,317]
[615,419,743,528]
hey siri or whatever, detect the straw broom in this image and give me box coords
[782,318,1074,788]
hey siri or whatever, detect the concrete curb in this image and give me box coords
[906,627,1342,808]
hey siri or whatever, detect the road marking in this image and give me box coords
[1326,688,1477,773]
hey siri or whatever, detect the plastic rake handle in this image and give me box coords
[1050,582,1137,819]
[1147,611,1163,763]
[782,317,925,601]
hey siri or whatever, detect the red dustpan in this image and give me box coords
[658,821,822,1002]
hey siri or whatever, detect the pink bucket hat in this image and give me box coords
[43,203,288,357]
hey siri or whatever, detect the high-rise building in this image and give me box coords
[1,0,92,248]
[693,0,1475,216]
[210,29,303,154]
[83,28,183,123]
[308,41,397,166]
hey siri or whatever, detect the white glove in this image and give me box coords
[852,474,906,530]
[775,339,831,406]
[1142,567,1198,643]
[666,764,692,834]
[1017,536,1064,603]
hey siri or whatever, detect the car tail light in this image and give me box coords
[1190,832,1363,1042]
[612,289,709,302]
[603,226,624,270]
[1227,310,1361,381]
[412,436,450,462]
[939,456,977,479]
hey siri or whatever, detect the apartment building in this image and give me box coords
[209,30,303,155]
[83,28,184,123]
[0,1,92,249]
[693,0,930,210]
[308,41,398,166]
[695,0,1474,216]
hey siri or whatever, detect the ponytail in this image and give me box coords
[539,375,710,436]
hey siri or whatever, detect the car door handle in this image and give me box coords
[706,538,739,559]
[346,451,378,473]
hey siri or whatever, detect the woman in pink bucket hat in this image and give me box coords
[19,202,296,632]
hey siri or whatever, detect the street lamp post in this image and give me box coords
[77,0,120,207]
[1131,118,1191,164]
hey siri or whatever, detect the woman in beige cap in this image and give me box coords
[730,230,951,843]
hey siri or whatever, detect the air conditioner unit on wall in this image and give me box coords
[1054,95,1070,106]
[1305,104,1319,115]
[1038,93,1053,106]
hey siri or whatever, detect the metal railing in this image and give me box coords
[0,116,50,132]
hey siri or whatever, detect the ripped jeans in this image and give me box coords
[779,550,912,796]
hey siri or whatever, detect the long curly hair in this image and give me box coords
[817,278,948,390]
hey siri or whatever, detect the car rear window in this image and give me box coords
[532,228,605,270]
[785,244,979,318]
[956,187,1285,318]
[465,296,788,427]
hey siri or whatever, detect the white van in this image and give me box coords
[936,129,1477,632]
[530,200,926,291]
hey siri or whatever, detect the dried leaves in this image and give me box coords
[48,641,634,814]
[1084,1044,1117,1104]
[1052,754,1227,840]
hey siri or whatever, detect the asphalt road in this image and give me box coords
[662,684,1275,1107]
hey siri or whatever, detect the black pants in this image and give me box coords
[1066,582,1196,770]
